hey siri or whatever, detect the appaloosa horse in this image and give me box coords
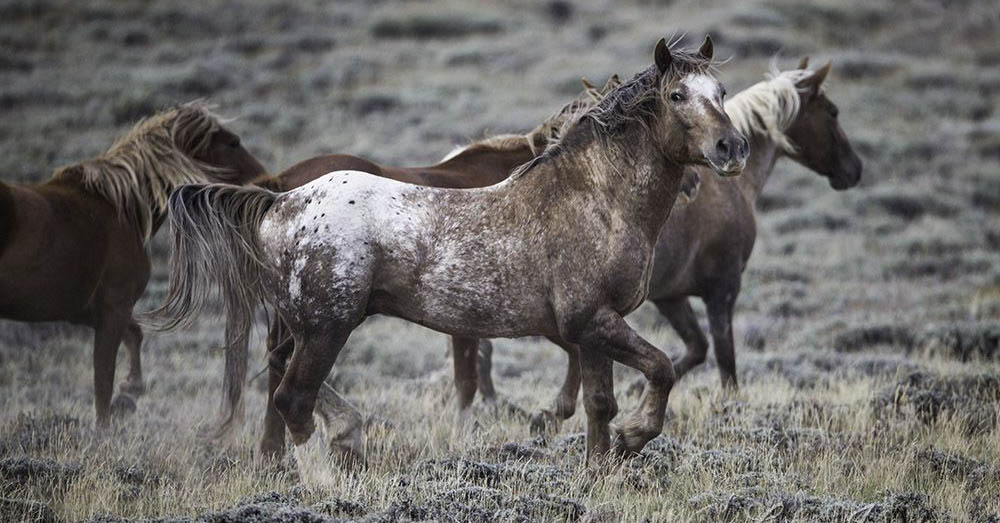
[248,76,621,457]
[475,58,863,425]
[0,104,266,427]
[156,36,748,464]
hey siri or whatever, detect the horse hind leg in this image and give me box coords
[654,297,709,381]
[118,320,145,396]
[272,323,362,462]
[531,337,581,435]
[260,317,293,459]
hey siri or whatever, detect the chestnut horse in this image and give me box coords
[475,58,864,425]
[244,76,620,457]
[156,36,748,464]
[0,104,266,427]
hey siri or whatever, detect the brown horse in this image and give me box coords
[0,104,266,427]
[155,36,748,465]
[475,58,864,424]
[247,76,621,457]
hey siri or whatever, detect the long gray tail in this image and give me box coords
[147,183,277,437]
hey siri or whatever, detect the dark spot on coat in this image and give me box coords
[349,200,355,204]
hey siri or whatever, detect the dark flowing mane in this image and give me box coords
[511,43,714,179]
[50,103,227,241]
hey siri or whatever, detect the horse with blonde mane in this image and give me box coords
[473,58,863,427]
[156,36,748,465]
[0,104,266,427]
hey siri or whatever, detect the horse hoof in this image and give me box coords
[330,442,366,471]
[609,424,641,459]
[530,410,559,436]
[110,394,137,418]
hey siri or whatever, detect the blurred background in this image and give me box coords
[1,0,998,521]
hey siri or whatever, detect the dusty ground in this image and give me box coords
[1,0,999,521]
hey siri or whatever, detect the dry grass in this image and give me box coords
[2,0,999,521]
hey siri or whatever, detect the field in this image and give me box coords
[1,0,999,521]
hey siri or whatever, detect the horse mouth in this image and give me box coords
[707,158,745,177]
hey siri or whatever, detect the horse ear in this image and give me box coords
[580,77,596,90]
[699,35,714,60]
[800,60,831,91]
[797,56,809,69]
[655,38,672,73]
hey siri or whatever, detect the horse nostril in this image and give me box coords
[739,137,749,158]
[716,139,729,157]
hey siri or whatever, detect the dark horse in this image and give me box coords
[246,76,621,457]
[156,37,749,465]
[475,58,864,425]
[0,104,266,427]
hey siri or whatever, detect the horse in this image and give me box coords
[154,36,749,465]
[0,104,267,428]
[246,75,621,457]
[473,58,864,425]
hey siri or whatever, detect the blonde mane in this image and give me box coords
[51,104,227,242]
[724,67,815,154]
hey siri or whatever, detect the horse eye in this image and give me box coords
[228,138,241,148]
[670,92,686,102]
[829,106,839,117]
[721,88,727,98]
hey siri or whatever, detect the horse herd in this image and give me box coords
[0,36,862,468]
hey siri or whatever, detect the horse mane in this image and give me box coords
[50,103,226,242]
[525,74,623,155]
[725,66,816,154]
[512,41,714,179]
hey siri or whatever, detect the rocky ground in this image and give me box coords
[1,0,998,521]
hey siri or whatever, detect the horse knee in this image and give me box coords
[584,390,618,421]
[648,351,676,388]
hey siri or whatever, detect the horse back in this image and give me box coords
[270,155,386,192]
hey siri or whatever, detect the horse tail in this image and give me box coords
[147,183,277,436]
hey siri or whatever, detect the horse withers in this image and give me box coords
[0,104,266,428]
[156,36,748,465]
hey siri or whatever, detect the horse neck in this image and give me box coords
[735,131,783,204]
[437,141,536,184]
[516,122,680,241]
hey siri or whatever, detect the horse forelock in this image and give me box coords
[52,104,226,241]
[726,67,818,154]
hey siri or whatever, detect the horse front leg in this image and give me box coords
[705,287,739,390]
[577,308,675,460]
[476,339,496,402]
[92,313,128,428]
[119,320,145,396]
[449,336,479,429]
